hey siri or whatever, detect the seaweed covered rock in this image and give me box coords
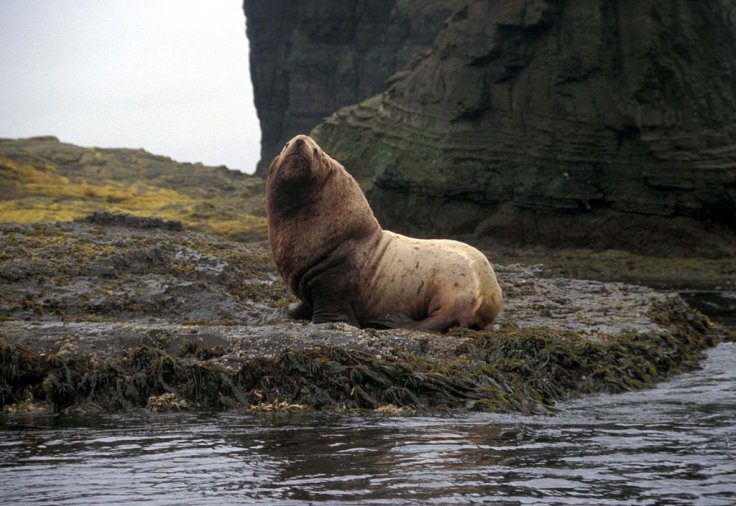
[0,219,726,415]
[0,292,720,415]
[80,211,184,231]
[0,219,285,324]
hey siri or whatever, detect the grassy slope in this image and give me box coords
[0,137,267,240]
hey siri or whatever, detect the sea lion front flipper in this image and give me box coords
[287,301,313,320]
[311,310,359,327]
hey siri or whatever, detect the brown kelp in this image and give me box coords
[1,294,722,415]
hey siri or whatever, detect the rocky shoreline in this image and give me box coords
[1,217,729,415]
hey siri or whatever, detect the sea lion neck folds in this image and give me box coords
[266,134,502,332]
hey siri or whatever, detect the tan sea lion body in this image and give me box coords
[266,134,502,332]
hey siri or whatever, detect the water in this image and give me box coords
[1,291,735,505]
[680,290,736,329]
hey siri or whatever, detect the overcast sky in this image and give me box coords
[0,0,260,173]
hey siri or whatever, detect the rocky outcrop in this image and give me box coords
[243,0,462,176]
[0,219,723,414]
[306,0,736,256]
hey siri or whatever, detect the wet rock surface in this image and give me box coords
[0,218,727,415]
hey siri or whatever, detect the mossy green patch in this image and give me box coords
[0,139,267,241]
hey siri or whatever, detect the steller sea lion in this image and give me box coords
[266,134,502,332]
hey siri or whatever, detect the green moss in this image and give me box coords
[0,141,268,241]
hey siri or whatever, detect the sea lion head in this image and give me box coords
[266,135,381,293]
[267,135,332,190]
[266,134,340,221]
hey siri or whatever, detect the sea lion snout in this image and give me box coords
[275,135,317,179]
[284,135,313,158]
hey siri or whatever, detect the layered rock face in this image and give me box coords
[243,0,462,176]
[311,0,736,256]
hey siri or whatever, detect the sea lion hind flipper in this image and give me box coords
[380,312,454,333]
[365,312,417,329]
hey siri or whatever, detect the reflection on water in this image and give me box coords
[1,342,734,505]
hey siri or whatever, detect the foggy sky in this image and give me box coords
[0,0,260,173]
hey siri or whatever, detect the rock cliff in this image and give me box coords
[244,0,736,256]
[243,0,462,176]
[312,0,736,256]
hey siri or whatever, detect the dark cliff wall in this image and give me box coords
[243,0,462,176]
[313,0,736,256]
[244,0,736,256]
